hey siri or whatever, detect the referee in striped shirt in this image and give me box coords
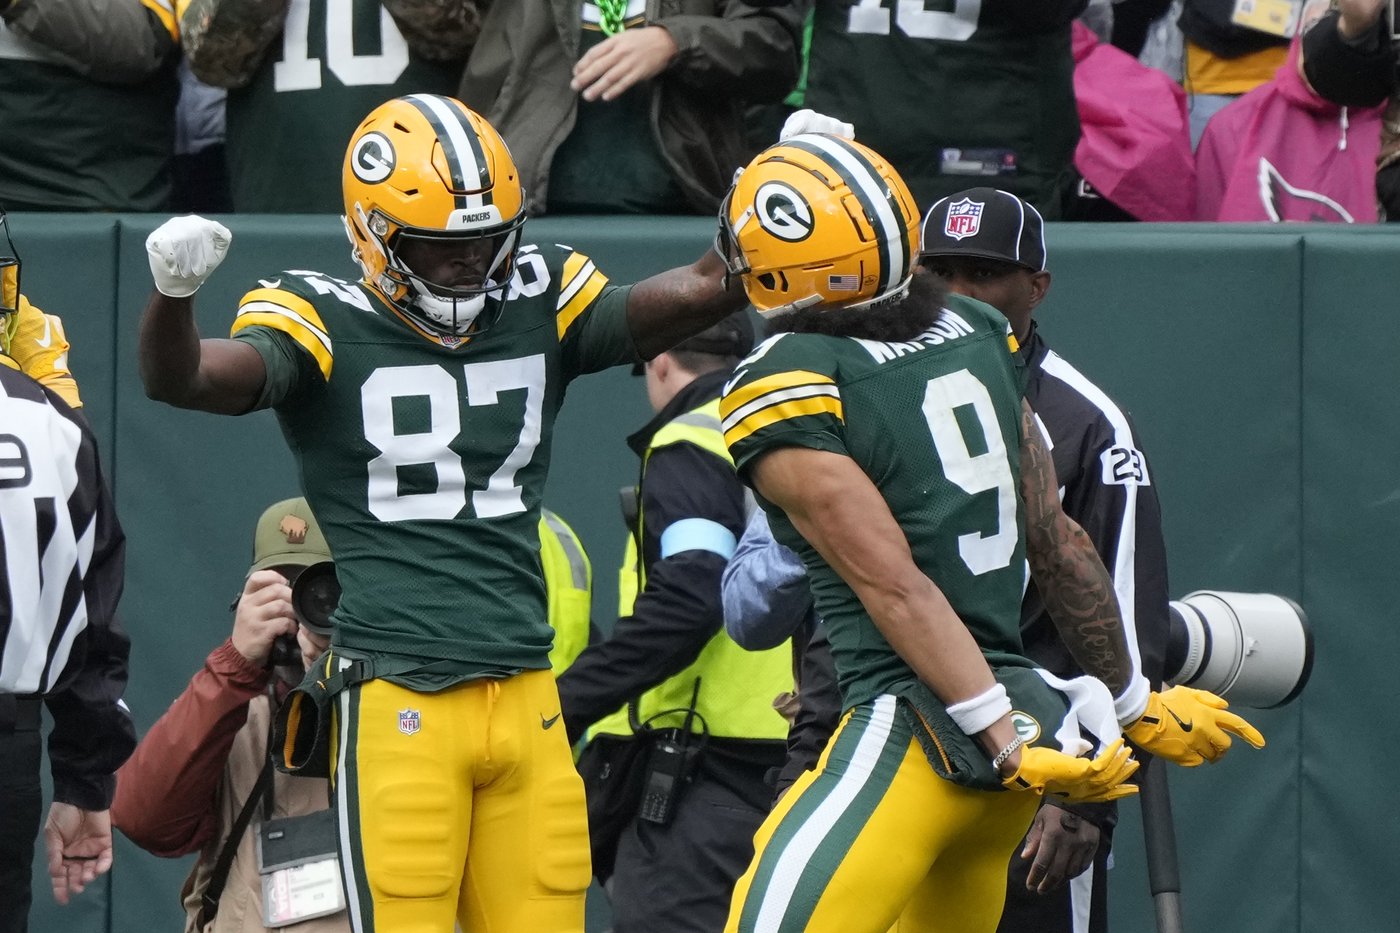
[2,282,134,930]
[920,188,1170,933]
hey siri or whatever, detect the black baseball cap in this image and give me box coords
[919,187,1047,272]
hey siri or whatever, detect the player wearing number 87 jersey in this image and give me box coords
[138,94,749,933]
[716,134,1146,933]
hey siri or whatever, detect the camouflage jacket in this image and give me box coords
[1,0,176,84]
[182,0,488,89]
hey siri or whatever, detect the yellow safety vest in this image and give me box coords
[539,509,593,676]
[593,399,792,741]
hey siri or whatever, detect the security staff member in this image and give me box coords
[0,363,134,933]
[556,312,793,933]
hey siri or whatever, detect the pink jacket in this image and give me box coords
[1072,22,1195,222]
[1195,38,1383,222]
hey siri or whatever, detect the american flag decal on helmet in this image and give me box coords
[828,274,860,291]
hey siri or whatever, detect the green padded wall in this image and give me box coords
[6,214,1391,933]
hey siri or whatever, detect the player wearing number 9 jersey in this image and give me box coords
[138,93,747,933]
[714,134,1145,933]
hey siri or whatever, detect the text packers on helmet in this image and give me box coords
[715,134,919,315]
[342,94,526,337]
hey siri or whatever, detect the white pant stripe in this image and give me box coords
[754,694,898,932]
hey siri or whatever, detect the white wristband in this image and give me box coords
[947,682,1012,736]
[1114,672,1151,727]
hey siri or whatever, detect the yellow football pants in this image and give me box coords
[725,695,1039,933]
[332,668,589,932]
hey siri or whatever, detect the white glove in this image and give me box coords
[146,215,232,298]
[780,109,855,142]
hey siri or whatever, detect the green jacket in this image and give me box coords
[458,0,806,214]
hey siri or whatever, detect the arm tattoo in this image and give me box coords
[1019,404,1134,695]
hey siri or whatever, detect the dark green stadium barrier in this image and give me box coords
[7,214,1392,933]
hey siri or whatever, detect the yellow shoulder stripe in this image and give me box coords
[556,253,609,340]
[232,290,333,380]
[143,0,179,40]
[719,370,836,421]
[722,394,844,450]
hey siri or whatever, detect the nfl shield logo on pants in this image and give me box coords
[944,198,984,240]
[397,708,421,736]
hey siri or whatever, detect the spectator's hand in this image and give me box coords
[1002,739,1139,803]
[1124,685,1265,767]
[571,26,679,102]
[44,804,113,905]
[146,215,232,298]
[779,109,855,142]
[1019,802,1100,893]
[1336,0,1387,39]
[232,569,297,666]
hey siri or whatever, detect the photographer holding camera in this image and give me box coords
[1301,0,1400,218]
[112,495,596,931]
[112,497,344,932]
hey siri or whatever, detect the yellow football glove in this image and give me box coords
[1001,739,1140,803]
[1124,685,1266,767]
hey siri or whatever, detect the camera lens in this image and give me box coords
[291,561,341,636]
[1164,591,1313,709]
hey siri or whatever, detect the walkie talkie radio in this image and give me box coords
[636,678,706,826]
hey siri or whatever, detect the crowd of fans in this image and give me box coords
[1,0,1396,223]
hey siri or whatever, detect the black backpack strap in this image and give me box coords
[197,688,283,928]
[197,755,273,928]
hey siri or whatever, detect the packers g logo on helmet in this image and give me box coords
[349,132,396,184]
[754,182,815,242]
[342,95,526,339]
[715,135,919,315]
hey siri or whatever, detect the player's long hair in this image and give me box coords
[765,270,947,342]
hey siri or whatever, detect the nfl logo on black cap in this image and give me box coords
[944,198,983,240]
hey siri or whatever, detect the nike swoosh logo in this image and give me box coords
[541,713,561,730]
[1167,708,1194,732]
[258,277,282,290]
[36,315,52,348]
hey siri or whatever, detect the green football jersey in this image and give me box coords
[806,0,1079,214]
[232,243,633,670]
[224,0,462,212]
[721,294,1033,709]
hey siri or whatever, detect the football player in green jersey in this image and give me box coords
[712,132,1264,932]
[137,94,749,933]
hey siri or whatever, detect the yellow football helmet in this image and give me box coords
[1,207,21,353]
[342,94,526,336]
[715,134,919,315]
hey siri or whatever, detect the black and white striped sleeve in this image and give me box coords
[1,368,134,808]
[1031,350,1171,688]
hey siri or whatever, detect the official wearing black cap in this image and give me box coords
[918,187,1172,933]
